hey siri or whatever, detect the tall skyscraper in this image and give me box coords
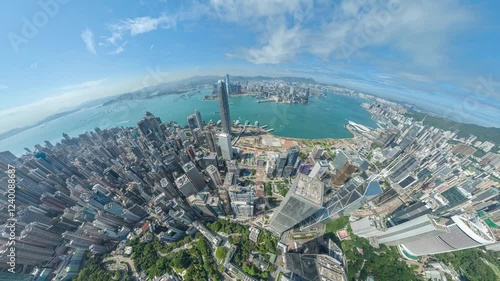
[206,165,222,188]
[218,133,233,160]
[175,174,197,197]
[187,114,198,134]
[217,79,231,134]
[225,74,230,95]
[194,109,203,129]
[269,174,324,235]
[285,239,347,281]
[309,160,329,179]
[182,161,206,191]
[351,214,449,247]
[287,146,300,167]
[400,215,495,256]
[300,177,383,230]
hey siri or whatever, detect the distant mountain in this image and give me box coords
[406,110,500,143]
[0,108,80,141]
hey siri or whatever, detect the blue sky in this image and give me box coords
[0,0,499,134]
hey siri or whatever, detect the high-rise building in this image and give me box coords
[187,114,198,134]
[194,109,203,129]
[206,165,222,188]
[400,215,496,256]
[309,160,329,179]
[285,239,347,281]
[175,175,197,197]
[188,192,216,217]
[275,152,288,177]
[269,174,324,235]
[217,79,231,134]
[225,74,231,95]
[310,146,324,160]
[300,177,383,230]
[204,129,217,153]
[287,146,300,167]
[351,214,449,247]
[182,161,206,191]
[218,133,233,160]
[331,161,358,187]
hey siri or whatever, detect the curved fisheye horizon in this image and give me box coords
[1,1,500,281]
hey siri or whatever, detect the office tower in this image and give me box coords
[282,165,295,178]
[187,114,198,134]
[182,161,206,191]
[0,151,18,164]
[217,79,231,134]
[159,177,181,199]
[375,129,398,148]
[207,195,225,216]
[229,186,254,217]
[300,177,383,229]
[331,160,358,187]
[218,133,233,160]
[352,215,449,247]
[310,146,324,160]
[389,156,419,183]
[225,74,231,95]
[207,165,222,188]
[194,109,203,129]
[228,186,254,204]
[188,193,216,217]
[332,151,348,170]
[389,201,432,225]
[285,239,347,281]
[205,130,217,153]
[269,174,324,235]
[401,215,496,256]
[228,160,239,174]
[275,152,288,177]
[287,146,300,167]
[175,174,197,197]
[309,160,329,179]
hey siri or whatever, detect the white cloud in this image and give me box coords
[209,0,472,68]
[243,22,304,64]
[0,85,7,90]
[81,28,97,55]
[100,15,176,54]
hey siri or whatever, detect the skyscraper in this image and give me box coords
[182,161,206,191]
[175,174,197,197]
[206,165,222,188]
[287,146,300,167]
[351,214,449,247]
[187,114,198,134]
[400,215,496,256]
[218,133,233,160]
[225,74,230,95]
[217,79,231,134]
[309,160,329,179]
[194,109,203,129]
[269,174,324,235]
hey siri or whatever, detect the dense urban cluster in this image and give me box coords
[0,76,499,281]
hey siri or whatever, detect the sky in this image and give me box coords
[0,0,499,134]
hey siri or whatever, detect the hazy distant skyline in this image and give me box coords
[1,0,499,134]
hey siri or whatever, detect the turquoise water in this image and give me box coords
[0,89,376,156]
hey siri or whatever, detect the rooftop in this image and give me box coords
[294,174,324,205]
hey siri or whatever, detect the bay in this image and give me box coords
[0,89,376,156]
